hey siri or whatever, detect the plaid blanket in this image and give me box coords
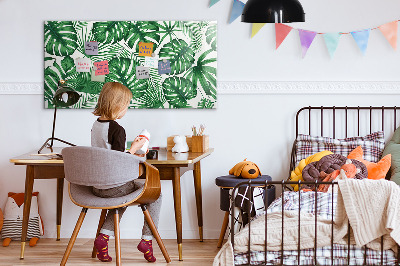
[234,191,397,265]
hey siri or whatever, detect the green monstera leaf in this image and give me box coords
[159,39,195,75]
[197,98,215,109]
[106,57,148,100]
[184,49,217,100]
[205,23,217,51]
[162,77,196,108]
[92,21,130,45]
[44,56,103,108]
[44,21,78,56]
[125,21,160,51]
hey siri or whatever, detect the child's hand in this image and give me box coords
[128,137,147,155]
[134,148,149,157]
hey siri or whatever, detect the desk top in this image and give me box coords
[10,147,214,166]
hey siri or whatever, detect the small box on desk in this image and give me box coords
[191,135,209,152]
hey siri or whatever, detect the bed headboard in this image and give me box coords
[290,106,400,178]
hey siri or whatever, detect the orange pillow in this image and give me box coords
[347,146,391,180]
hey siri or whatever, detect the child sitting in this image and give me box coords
[91,82,161,263]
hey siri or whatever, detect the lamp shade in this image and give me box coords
[53,80,80,108]
[241,0,305,23]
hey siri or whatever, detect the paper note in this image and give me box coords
[158,60,171,74]
[85,41,99,55]
[136,66,150,79]
[75,58,91,72]
[91,70,105,82]
[138,42,154,57]
[144,56,158,68]
[94,61,109,76]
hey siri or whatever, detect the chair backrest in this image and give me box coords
[62,146,145,187]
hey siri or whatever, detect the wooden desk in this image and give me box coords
[10,147,213,261]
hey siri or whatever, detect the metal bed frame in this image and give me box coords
[230,106,400,266]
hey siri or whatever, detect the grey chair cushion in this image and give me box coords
[69,180,145,208]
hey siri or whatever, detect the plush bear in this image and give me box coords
[1,192,44,247]
[172,135,189,153]
[229,159,261,179]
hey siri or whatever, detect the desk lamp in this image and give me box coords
[241,0,305,23]
[38,80,80,154]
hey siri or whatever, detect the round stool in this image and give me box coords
[215,175,275,248]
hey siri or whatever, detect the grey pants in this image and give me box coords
[92,180,162,240]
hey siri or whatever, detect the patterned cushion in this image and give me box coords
[295,131,385,166]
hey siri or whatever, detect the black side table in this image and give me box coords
[215,175,275,248]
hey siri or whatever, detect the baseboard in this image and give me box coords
[1,81,400,95]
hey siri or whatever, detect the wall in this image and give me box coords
[1,0,400,239]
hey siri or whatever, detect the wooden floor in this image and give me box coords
[0,239,221,265]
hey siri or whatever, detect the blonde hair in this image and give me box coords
[93,82,132,120]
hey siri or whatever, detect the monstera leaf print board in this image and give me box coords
[44,21,217,109]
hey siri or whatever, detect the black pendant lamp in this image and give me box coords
[242,0,305,23]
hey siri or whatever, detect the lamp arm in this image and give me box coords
[50,106,57,148]
[37,106,76,154]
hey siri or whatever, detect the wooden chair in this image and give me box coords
[60,146,171,265]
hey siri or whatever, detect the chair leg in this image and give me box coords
[60,208,88,266]
[217,211,230,248]
[141,205,171,263]
[92,209,108,258]
[114,209,121,266]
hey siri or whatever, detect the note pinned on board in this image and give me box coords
[75,58,91,72]
[136,66,150,79]
[85,41,99,55]
[138,42,154,57]
[94,61,109,76]
[144,56,158,68]
[91,70,106,82]
[158,60,171,74]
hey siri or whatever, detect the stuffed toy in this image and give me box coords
[301,154,368,191]
[289,150,333,191]
[229,159,261,179]
[317,160,360,193]
[1,192,44,247]
[172,135,189,153]
[348,146,391,180]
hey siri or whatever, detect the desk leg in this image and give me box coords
[193,161,203,242]
[56,178,64,241]
[20,165,34,259]
[172,167,183,261]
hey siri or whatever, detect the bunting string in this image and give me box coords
[209,0,399,58]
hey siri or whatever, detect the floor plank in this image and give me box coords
[0,239,221,265]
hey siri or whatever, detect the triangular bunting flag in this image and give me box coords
[323,33,341,58]
[298,29,317,58]
[251,23,266,38]
[351,29,370,55]
[275,23,293,49]
[209,0,220,7]
[378,21,397,50]
[229,0,245,24]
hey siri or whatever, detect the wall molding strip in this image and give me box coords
[1,81,400,95]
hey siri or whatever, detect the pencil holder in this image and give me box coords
[191,135,209,153]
